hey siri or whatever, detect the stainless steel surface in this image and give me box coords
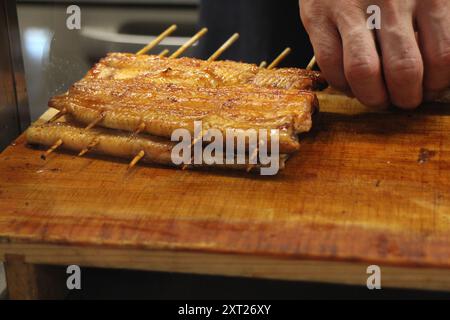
[18,3,199,121]
[0,0,30,151]
[78,6,198,56]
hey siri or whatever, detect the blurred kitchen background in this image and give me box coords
[17,0,313,122]
[18,0,200,121]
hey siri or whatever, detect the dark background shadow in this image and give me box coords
[64,267,450,300]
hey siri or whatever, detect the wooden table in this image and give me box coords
[1,98,450,299]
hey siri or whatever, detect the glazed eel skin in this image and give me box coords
[49,78,318,153]
[88,53,327,91]
[27,122,288,172]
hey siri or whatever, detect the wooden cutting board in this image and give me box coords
[1,96,450,291]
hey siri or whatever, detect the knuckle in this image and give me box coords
[333,3,362,26]
[346,59,379,81]
[429,49,450,70]
[424,40,450,91]
[387,57,422,84]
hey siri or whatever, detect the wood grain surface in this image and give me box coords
[4,254,67,299]
[0,99,449,289]
[2,243,450,291]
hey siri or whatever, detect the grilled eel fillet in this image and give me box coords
[87,53,327,91]
[49,79,318,153]
[27,122,289,172]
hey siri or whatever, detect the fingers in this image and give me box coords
[303,17,349,93]
[377,5,424,109]
[301,0,447,108]
[337,14,389,108]
[416,0,450,100]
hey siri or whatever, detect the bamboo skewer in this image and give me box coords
[133,122,146,136]
[130,30,229,169]
[306,56,316,70]
[246,138,265,173]
[259,47,293,70]
[191,132,205,147]
[158,49,170,57]
[123,28,210,168]
[170,28,208,59]
[121,26,185,166]
[44,25,175,162]
[109,27,179,163]
[85,112,105,130]
[71,113,103,157]
[78,140,99,157]
[41,139,63,160]
[47,108,67,123]
[127,28,209,165]
[181,131,205,170]
[207,33,240,62]
[246,147,259,173]
[251,47,293,170]
[54,24,175,149]
[44,27,283,174]
[129,150,145,169]
[79,25,176,157]
[136,24,178,55]
[268,47,291,69]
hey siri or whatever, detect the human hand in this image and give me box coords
[300,0,450,108]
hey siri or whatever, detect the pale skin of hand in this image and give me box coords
[300,0,450,109]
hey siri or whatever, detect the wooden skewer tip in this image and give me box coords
[78,140,99,157]
[181,164,191,171]
[182,132,205,170]
[78,148,89,157]
[128,150,145,169]
[170,27,208,59]
[246,146,260,173]
[85,112,105,130]
[191,133,205,147]
[134,122,146,135]
[47,108,67,123]
[207,33,240,62]
[158,49,170,57]
[41,139,63,160]
[268,47,292,70]
[136,24,178,55]
[306,56,317,71]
